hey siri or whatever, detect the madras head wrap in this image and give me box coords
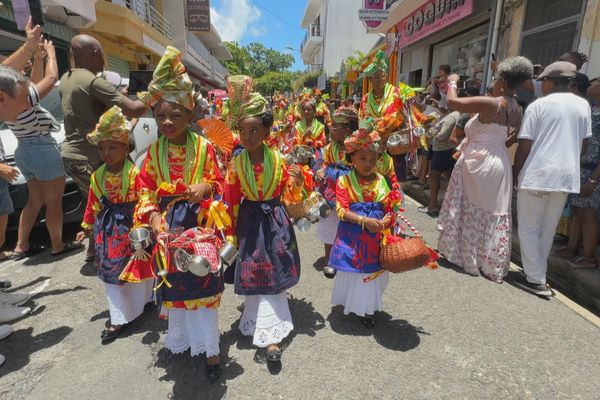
[363,50,389,77]
[225,75,268,128]
[299,93,317,109]
[87,106,131,145]
[344,118,382,154]
[332,106,358,125]
[138,46,194,111]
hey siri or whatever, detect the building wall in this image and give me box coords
[321,0,378,76]
[579,0,600,78]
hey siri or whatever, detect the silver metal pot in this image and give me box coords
[129,227,151,250]
[187,255,212,277]
[295,217,311,232]
[412,126,426,137]
[318,199,332,218]
[219,243,238,266]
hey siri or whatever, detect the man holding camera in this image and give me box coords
[60,34,147,259]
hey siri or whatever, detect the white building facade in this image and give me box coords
[300,0,378,80]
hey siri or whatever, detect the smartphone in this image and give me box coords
[28,0,45,27]
[128,70,153,95]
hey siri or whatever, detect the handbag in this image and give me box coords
[380,215,436,273]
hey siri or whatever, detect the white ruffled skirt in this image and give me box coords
[164,308,220,357]
[316,212,339,245]
[239,292,294,348]
[105,279,154,326]
[331,271,389,317]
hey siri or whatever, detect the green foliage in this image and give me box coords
[223,41,295,78]
[343,50,367,72]
[254,71,300,96]
[292,70,321,92]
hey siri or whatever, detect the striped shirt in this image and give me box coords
[7,85,59,139]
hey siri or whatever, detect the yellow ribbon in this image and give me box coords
[153,245,172,290]
[197,200,231,230]
[363,270,385,283]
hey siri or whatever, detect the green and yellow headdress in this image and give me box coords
[87,106,130,145]
[138,46,194,111]
[363,50,389,77]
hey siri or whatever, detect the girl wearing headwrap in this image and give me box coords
[312,88,333,132]
[315,106,357,279]
[359,50,408,182]
[223,82,304,366]
[75,106,153,344]
[328,120,402,328]
[135,46,225,382]
[292,94,326,149]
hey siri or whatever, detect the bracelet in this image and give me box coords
[448,82,458,89]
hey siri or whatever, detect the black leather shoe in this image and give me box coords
[323,266,336,279]
[101,326,123,343]
[361,317,375,329]
[266,347,282,363]
[206,363,222,382]
[143,302,157,313]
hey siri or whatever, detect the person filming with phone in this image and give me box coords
[60,34,147,261]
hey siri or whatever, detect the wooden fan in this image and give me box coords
[198,119,234,155]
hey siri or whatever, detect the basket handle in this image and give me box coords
[393,214,422,238]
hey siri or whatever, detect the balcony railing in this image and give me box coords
[300,23,322,54]
[114,0,172,39]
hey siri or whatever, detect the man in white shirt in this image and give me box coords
[513,61,593,297]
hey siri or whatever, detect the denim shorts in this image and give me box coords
[15,135,66,182]
[0,178,14,215]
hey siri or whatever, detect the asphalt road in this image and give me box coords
[0,198,599,400]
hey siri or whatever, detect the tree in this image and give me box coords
[292,70,321,92]
[223,41,295,79]
[254,71,299,96]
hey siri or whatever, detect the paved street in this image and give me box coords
[0,198,599,400]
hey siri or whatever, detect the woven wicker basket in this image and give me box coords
[286,202,306,219]
[380,215,430,273]
[380,236,430,273]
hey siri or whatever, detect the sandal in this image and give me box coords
[10,246,45,261]
[0,251,13,263]
[568,257,598,270]
[51,242,84,257]
[100,325,124,343]
[84,254,96,263]
[554,247,576,260]
[417,207,439,218]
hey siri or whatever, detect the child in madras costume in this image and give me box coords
[135,46,225,382]
[76,106,153,344]
[315,106,358,279]
[223,76,305,367]
[328,121,402,328]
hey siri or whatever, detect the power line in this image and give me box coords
[249,0,305,32]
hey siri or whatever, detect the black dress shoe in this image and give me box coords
[143,302,157,313]
[323,266,336,279]
[206,363,222,382]
[266,347,282,363]
[101,326,123,343]
[361,317,375,329]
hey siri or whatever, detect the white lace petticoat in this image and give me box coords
[331,270,389,317]
[164,307,220,357]
[105,279,154,326]
[239,292,294,348]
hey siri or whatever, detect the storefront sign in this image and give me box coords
[359,9,389,22]
[362,0,386,29]
[395,0,474,48]
[186,0,211,32]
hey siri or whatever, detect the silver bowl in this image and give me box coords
[129,227,151,250]
[295,217,311,232]
[412,126,426,137]
[187,255,212,277]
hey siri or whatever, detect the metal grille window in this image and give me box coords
[520,0,586,66]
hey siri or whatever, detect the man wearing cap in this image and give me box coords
[513,61,593,297]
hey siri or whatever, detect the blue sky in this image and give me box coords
[210,0,308,71]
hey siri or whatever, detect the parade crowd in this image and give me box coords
[0,18,597,382]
